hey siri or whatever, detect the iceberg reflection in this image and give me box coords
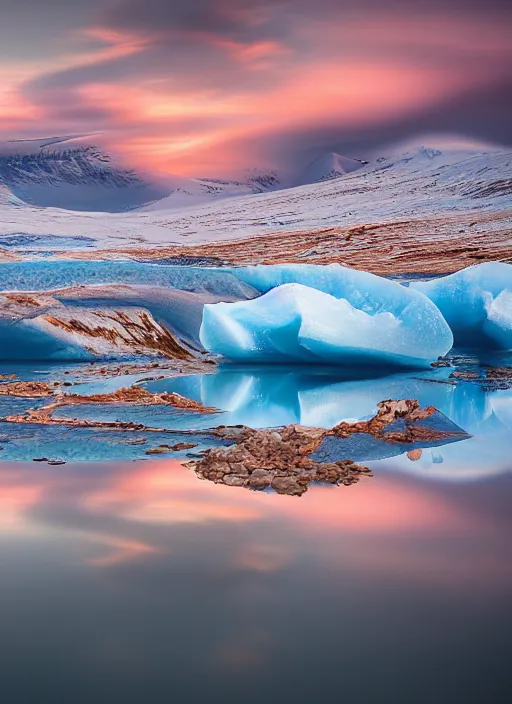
[145,364,512,480]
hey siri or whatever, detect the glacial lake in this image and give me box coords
[1,356,512,702]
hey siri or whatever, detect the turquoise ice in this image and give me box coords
[200,279,453,367]
[411,262,512,348]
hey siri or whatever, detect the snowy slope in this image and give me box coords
[0,184,26,207]
[295,152,367,186]
[0,141,510,251]
[141,169,283,212]
[0,136,286,213]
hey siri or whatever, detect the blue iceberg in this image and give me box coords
[200,281,453,368]
[229,263,434,307]
[411,262,512,348]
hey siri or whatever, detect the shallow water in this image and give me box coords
[2,355,512,472]
[1,358,512,702]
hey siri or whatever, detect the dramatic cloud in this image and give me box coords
[0,0,511,174]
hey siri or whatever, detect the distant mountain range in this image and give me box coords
[0,134,510,258]
[0,135,371,213]
[0,137,167,212]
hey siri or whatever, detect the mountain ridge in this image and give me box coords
[0,135,371,213]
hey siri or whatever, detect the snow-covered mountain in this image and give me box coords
[295,152,367,186]
[141,168,283,212]
[0,136,169,212]
[0,138,510,254]
[0,135,370,213]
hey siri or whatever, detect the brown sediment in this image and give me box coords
[330,399,435,441]
[0,249,21,262]
[433,365,512,391]
[329,398,465,444]
[431,359,452,368]
[145,442,197,455]
[485,367,512,379]
[482,366,512,390]
[6,294,44,307]
[49,210,512,276]
[44,310,193,360]
[0,374,17,381]
[0,381,55,397]
[52,356,215,381]
[60,385,219,412]
[5,384,219,428]
[169,442,198,451]
[449,371,480,379]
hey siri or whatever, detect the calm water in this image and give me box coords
[1,361,512,702]
[1,459,512,702]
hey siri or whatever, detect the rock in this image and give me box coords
[222,475,247,487]
[188,424,368,496]
[449,371,479,379]
[271,476,306,496]
[0,381,55,398]
[248,469,272,490]
[331,398,466,444]
[431,359,452,368]
[170,442,197,451]
[185,398,462,495]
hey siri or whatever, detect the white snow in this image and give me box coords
[0,139,510,250]
[294,151,365,186]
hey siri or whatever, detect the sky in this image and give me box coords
[0,0,511,176]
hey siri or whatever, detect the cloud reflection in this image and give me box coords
[0,456,509,588]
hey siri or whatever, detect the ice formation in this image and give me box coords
[0,261,256,297]
[228,262,436,313]
[0,278,256,361]
[411,262,512,348]
[200,281,453,367]
[0,305,187,361]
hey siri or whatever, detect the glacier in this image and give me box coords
[200,281,453,367]
[0,278,258,361]
[0,260,256,297]
[411,262,512,348]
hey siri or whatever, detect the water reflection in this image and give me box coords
[2,360,512,478]
[144,364,512,480]
[0,457,511,702]
[143,364,504,431]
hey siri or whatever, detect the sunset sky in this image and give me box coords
[1,0,511,175]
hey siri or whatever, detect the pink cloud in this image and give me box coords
[0,2,510,172]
